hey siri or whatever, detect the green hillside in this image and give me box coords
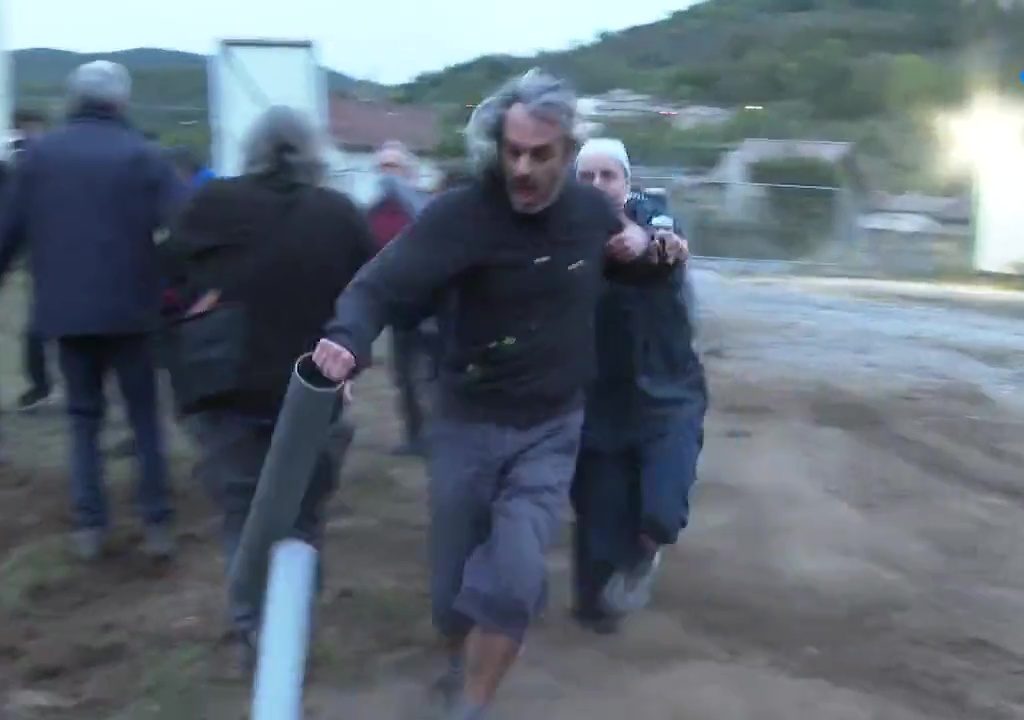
[12,47,369,151]
[398,0,1020,191]
[398,0,1006,108]
[9,0,1020,190]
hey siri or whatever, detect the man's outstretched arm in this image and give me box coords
[315,195,478,382]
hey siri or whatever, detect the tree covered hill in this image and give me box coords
[10,0,1021,190]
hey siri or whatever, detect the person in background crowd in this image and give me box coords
[571,138,707,634]
[11,109,55,412]
[167,145,215,191]
[365,140,435,456]
[0,61,185,561]
[165,105,374,668]
[312,69,667,720]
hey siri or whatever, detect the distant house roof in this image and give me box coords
[328,96,440,154]
[709,138,864,189]
[868,192,971,223]
[727,138,855,164]
[858,212,945,233]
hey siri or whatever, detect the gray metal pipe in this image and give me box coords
[229,352,343,624]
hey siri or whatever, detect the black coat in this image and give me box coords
[582,193,707,451]
[165,172,374,417]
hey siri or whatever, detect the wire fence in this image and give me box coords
[635,175,974,277]
[637,177,854,262]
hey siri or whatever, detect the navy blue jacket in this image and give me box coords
[582,193,707,450]
[0,107,185,338]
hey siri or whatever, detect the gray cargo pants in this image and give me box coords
[428,407,584,643]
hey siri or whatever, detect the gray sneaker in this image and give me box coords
[602,549,663,615]
[447,699,488,720]
[71,528,106,562]
[422,664,463,719]
[142,524,177,560]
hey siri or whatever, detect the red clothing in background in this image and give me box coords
[367,197,413,254]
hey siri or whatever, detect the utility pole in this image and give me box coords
[0,0,12,157]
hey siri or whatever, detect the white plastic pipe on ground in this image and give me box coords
[251,538,318,720]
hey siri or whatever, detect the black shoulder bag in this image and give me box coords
[166,191,305,414]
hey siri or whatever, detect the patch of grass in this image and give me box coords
[340,585,431,648]
[0,535,78,612]
[104,644,210,720]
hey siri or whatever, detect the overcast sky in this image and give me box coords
[4,0,696,84]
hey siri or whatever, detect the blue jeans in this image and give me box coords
[571,406,705,614]
[58,334,171,529]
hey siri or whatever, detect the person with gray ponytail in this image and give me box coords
[163,105,373,667]
[311,70,672,719]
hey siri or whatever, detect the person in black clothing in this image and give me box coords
[312,69,669,720]
[10,109,55,412]
[571,139,706,635]
[165,105,373,666]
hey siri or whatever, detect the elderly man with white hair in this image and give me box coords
[0,61,186,561]
[311,70,675,719]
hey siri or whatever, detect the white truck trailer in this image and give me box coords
[207,39,328,178]
[0,0,13,157]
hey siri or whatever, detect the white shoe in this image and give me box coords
[601,549,662,615]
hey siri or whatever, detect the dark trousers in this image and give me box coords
[428,409,584,643]
[190,411,352,632]
[571,408,704,614]
[24,329,50,394]
[390,325,437,446]
[58,334,171,529]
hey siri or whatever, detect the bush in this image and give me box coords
[750,157,842,256]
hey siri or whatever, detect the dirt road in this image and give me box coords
[3,270,1023,719]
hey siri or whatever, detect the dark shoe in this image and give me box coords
[571,607,621,636]
[142,524,176,560]
[71,528,107,562]
[17,387,52,412]
[235,629,257,676]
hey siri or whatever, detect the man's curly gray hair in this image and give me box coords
[242,105,327,186]
[463,68,580,174]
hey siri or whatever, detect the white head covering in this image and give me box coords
[576,138,631,180]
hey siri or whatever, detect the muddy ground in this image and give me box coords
[2,267,1023,720]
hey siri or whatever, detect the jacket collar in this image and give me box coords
[68,102,129,127]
